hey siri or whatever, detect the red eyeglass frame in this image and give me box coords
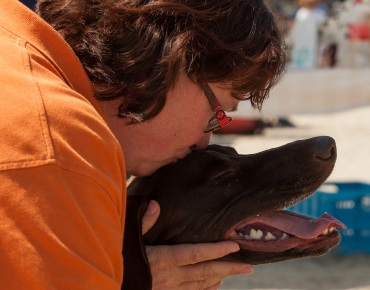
[202,83,233,133]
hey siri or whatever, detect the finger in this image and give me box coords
[204,281,223,290]
[178,279,222,290]
[180,261,253,283]
[147,243,252,290]
[141,200,160,235]
[177,262,253,290]
[159,241,240,267]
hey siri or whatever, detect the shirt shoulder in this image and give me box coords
[0,24,125,193]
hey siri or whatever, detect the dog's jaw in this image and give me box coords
[224,210,346,254]
[230,210,346,239]
[229,231,341,253]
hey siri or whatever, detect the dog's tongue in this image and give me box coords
[255,211,347,239]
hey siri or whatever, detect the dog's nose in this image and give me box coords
[314,136,336,160]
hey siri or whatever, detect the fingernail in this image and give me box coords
[145,200,157,215]
[241,266,253,274]
[229,243,240,253]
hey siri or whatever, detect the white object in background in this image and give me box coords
[291,16,318,69]
[230,68,370,118]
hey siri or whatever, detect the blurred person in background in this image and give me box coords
[295,0,328,23]
[320,0,370,67]
[345,0,370,66]
[290,0,329,67]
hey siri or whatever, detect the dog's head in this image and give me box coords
[123,136,346,288]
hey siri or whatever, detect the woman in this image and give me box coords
[0,0,285,289]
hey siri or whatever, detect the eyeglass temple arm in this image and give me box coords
[201,83,223,111]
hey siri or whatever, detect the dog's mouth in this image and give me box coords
[226,210,346,252]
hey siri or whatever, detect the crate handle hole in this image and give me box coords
[319,184,339,194]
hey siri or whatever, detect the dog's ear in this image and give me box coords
[122,195,152,290]
[207,144,239,155]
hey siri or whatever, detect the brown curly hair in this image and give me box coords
[36,0,286,123]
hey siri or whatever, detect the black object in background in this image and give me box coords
[20,0,37,10]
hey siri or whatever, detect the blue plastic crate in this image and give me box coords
[288,182,370,255]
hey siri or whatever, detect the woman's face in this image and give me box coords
[102,71,241,176]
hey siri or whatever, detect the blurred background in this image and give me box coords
[213,0,370,289]
[19,0,370,289]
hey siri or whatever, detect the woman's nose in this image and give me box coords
[191,132,212,151]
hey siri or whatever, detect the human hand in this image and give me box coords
[142,200,253,290]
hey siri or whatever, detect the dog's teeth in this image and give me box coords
[329,227,335,233]
[322,228,329,235]
[256,230,263,239]
[250,229,263,240]
[238,232,244,237]
[280,233,288,240]
[244,234,251,240]
[250,229,258,239]
[264,232,276,241]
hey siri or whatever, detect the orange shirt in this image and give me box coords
[0,0,127,289]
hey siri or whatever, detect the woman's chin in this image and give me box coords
[127,160,172,177]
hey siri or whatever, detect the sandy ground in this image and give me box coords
[210,104,370,290]
[220,254,370,290]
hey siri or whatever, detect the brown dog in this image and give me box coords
[122,136,346,289]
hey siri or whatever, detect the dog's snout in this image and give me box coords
[314,136,336,160]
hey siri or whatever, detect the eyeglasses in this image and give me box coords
[202,83,233,133]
